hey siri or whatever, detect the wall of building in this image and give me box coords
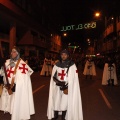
[96,16,120,56]
[0,0,62,58]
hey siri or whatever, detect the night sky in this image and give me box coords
[43,0,120,48]
[48,0,120,25]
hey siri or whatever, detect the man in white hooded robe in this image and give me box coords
[40,54,53,76]
[102,57,118,86]
[83,57,96,79]
[47,49,83,120]
[0,46,35,120]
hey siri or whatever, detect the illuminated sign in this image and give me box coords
[68,46,79,48]
[61,22,96,31]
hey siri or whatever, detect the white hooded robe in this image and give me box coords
[40,58,53,76]
[0,59,35,120]
[102,63,118,85]
[47,63,83,120]
[83,60,96,76]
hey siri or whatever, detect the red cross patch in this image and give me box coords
[58,70,66,80]
[6,67,14,78]
[19,64,28,74]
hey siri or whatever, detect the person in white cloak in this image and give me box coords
[47,49,83,120]
[102,57,118,86]
[40,54,53,76]
[83,57,96,79]
[0,46,35,120]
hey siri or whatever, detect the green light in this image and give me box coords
[68,46,79,48]
[61,22,96,31]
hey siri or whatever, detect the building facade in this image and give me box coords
[96,16,120,57]
[0,0,62,58]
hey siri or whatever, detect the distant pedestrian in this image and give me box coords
[102,57,118,86]
[40,54,53,76]
[83,57,96,79]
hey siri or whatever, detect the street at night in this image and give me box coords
[0,64,120,120]
[0,0,120,120]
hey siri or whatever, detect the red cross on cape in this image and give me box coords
[6,67,14,78]
[19,64,28,74]
[58,70,66,80]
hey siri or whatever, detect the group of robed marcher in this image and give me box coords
[0,47,83,120]
[0,46,118,120]
[83,56,118,86]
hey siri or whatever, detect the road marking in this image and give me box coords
[99,89,112,109]
[33,85,45,94]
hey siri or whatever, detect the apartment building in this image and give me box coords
[0,0,62,57]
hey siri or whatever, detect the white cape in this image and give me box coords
[47,64,83,120]
[0,59,35,120]
[83,60,96,76]
[40,58,53,76]
[102,63,118,85]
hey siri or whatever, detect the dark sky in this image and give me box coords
[48,0,120,25]
[43,0,120,47]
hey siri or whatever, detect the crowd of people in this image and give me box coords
[0,47,83,120]
[20,52,120,83]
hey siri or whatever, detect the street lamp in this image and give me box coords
[94,11,107,53]
[95,12,100,18]
[94,11,110,55]
[87,38,90,42]
[63,33,67,37]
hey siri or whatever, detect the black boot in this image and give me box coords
[86,75,88,79]
[108,79,110,86]
[52,111,58,120]
[111,79,114,86]
[44,71,47,77]
[61,111,67,120]
[90,75,92,80]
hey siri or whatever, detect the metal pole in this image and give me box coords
[105,16,107,55]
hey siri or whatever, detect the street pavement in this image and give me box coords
[0,65,120,120]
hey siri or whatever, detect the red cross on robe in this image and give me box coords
[19,64,28,74]
[58,70,66,80]
[6,67,14,78]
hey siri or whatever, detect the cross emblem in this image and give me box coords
[7,67,14,78]
[58,70,66,80]
[19,64,28,74]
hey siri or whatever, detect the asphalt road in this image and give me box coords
[0,65,120,120]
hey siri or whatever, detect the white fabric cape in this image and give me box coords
[83,60,96,76]
[40,58,53,76]
[102,63,118,85]
[47,64,83,120]
[0,59,35,120]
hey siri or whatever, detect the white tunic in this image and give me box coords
[40,58,53,76]
[47,64,83,120]
[102,63,118,85]
[0,59,35,120]
[83,60,96,76]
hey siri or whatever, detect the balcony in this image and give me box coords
[104,24,114,38]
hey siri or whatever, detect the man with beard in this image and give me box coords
[0,46,35,120]
[47,49,83,120]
